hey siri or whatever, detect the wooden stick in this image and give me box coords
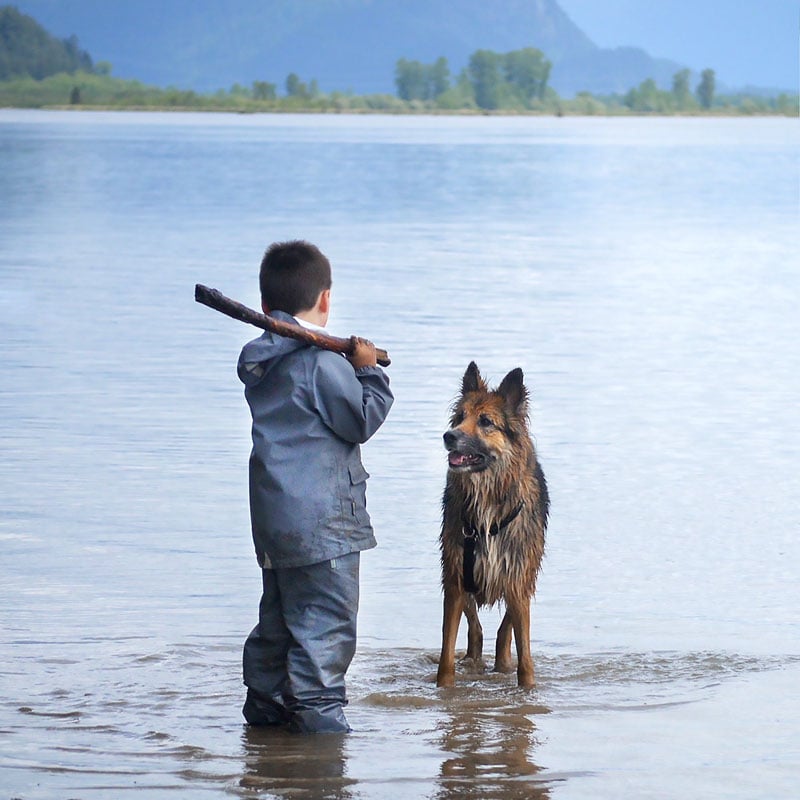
[194,284,391,367]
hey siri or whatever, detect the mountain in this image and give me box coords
[0,5,92,79]
[558,0,798,92]
[4,0,712,96]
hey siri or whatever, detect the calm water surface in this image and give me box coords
[1,110,798,798]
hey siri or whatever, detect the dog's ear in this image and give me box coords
[497,368,528,412]
[462,361,486,395]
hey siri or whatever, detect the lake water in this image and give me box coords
[1,110,798,799]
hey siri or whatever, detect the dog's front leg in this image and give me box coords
[436,587,466,687]
[507,597,535,689]
[463,594,483,662]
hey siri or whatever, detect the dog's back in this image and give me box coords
[437,362,548,688]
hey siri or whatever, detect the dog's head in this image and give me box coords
[443,362,530,474]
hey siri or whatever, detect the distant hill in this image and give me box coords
[8,0,686,96]
[558,0,797,93]
[0,5,92,80]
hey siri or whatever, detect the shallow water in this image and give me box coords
[1,110,799,798]
[3,637,799,798]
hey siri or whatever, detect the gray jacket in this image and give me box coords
[238,312,394,568]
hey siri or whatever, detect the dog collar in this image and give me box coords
[462,501,525,540]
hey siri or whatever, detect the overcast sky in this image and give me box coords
[557,0,798,89]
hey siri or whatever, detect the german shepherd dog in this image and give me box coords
[437,362,549,689]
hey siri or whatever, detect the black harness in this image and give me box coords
[462,501,524,594]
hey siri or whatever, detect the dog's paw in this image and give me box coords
[459,656,487,674]
[436,673,456,688]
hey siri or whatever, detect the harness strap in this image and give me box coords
[463,535,478,594]
[461,501,524,594]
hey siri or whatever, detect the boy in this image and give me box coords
[238,240,393,733]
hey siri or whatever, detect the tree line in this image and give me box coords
[0,4,796,117]
[623,68,716,112]
[392,53,729,113]
[395,49,551,111]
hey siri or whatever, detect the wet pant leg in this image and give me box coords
[277,553,360,734]
[242,567,292,725]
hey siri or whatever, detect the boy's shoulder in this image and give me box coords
[309,346,362,387]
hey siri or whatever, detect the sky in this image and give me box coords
[557,0,799,89]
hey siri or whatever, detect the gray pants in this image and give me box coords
[242,552,360,733]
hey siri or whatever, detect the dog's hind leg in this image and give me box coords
[507,597,535,688]
[436,587,466,687]
[463,594,484,662]
[493,611,515,673]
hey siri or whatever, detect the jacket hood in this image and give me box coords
[237,310,308,386]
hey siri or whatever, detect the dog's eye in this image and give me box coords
[452,411,465,425]
[478,414,495,429]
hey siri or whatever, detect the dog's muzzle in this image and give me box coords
[443,429,490,471]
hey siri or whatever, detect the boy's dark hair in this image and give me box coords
[259,240,332,315]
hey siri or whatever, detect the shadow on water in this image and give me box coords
[240,727,356,799]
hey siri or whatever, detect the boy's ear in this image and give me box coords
[462,361,486,395]
[318,288,330,315]
[497,368,528,413]
[261,299,270,315]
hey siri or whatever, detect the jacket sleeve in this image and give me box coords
[310,351,394,444]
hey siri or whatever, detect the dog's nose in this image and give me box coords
[443,430,458,449]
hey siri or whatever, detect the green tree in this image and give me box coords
[696,68,715,109]
[624,78,671,112]
[252,80,276,100]
[395,58,428,100]
[395,57,450,101]
[62,34,91,71]
[435,68,475,109]
[429,56,450,98]
[671,68,692,109]
[468,49,503,110]
[775,93,799,116]
[504,47,551,104]
[228,82,250,98]
[285,72,308,98]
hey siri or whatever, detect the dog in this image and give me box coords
[436,362,549,689]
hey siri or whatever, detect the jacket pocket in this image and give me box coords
[348,463,369,485]
[347,463,370,521]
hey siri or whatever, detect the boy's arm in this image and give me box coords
[310,347,394,444]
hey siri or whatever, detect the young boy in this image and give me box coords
[238,240,393,733]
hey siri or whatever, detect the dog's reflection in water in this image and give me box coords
[434,671,552,800]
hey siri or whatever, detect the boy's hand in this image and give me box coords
[347,336,377,369]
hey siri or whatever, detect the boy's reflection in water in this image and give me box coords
[240,727,355,800]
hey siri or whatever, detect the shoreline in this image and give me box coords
[2,103,797,118]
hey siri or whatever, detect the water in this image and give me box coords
[1,110,798,798]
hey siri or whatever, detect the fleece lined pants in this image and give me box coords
[242,552,360,733]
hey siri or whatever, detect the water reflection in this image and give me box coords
[237,669,553,799]
[240,726,355,799]
[436,689,551,799]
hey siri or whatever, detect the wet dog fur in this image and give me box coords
[437,362,549,688]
